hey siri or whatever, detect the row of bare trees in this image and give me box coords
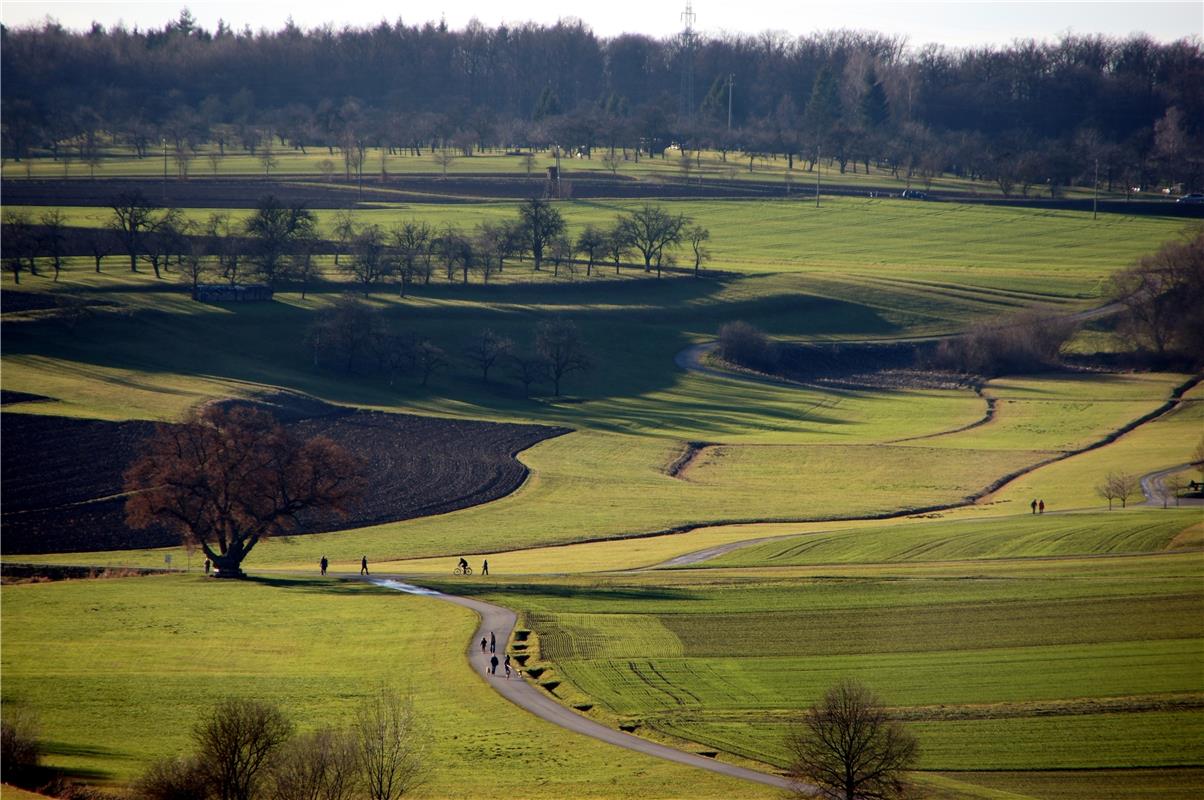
[310,299,592,396]
[333,199,712,294]
[2,197,713,289]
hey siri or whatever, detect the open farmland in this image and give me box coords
[450,546,1204,798]
[1,402,566,553]
[3,156,1201,800]
[0,574,772,799]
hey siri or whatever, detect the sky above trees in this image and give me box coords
[4,1,1200,46]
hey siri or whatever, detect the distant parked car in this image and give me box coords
[900,189,928,200]
[1177,193,1204,204]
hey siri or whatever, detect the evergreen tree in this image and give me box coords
[803,66,843,140]
[534,86,561,121]
[859,67,890,129]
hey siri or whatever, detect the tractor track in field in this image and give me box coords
[364,577,800,794]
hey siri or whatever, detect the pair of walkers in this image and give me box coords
[1029,499,1046,515]
[488,652,512,678]
[317,556,371,575]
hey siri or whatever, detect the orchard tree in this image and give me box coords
[604,225,630,275]
[124,405,365,577]
[3,210,37,283]
[517,198,565,270]
[687,225,711,277]
[244,195,317,286]
[786,679,918,800]
[575,225,606,277]
[341,224,393,290]
[391,220,432,296]
[39,209,69,282]
[536,318,592,396]
[617,204,687,275]
[465,328,513,382]
[108,190,160,272]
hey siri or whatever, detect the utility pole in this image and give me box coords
[815,145,821,208]
[162,138,168,196]
[1093,158,1099,220]
[727,73,734,131]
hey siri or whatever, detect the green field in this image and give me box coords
[451,547,1204,797]
[0,144,1137,201]
[3,188,1202,800]
[0,574,772,798]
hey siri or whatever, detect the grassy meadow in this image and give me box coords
[2,183,1202,800]
[0,574,773,799]
[0,144,1138,201]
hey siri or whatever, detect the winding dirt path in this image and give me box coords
[364,578,799,793]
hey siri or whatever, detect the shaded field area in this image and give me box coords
[1,404,567,553]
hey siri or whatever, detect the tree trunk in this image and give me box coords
[210,550,247,579]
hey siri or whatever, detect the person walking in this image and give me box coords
[482,559,490,576]
[504,654,511,679]
[490,654,499,675]
[204,558,211,575]
[481,637,488,653]
[320,556,328,576]
[360,556,369,576]
[490,631,496,653]
[1030,499,1038,515]
[1038,500,1045,514]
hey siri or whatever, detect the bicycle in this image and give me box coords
[454,565,473,576]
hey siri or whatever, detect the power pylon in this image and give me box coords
[679,2,697,119]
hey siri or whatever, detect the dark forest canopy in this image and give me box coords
[3,12,1202,189]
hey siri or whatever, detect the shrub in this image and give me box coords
[717,321,779,372]
[930,311,1077,376]
[195,699,294,800]
[269,728,358,800]
[133,757,211,800]
[1,704,42,787]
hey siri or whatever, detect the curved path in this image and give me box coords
[365,577,799,794]
[1141,463,1204,507]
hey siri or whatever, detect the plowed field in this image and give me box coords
[1,405,568,554]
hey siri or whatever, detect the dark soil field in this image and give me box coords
[0,174,773,209]
[1,401,568,554]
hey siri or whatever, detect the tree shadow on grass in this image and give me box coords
[412,578,695,604]
[243,574,383,594]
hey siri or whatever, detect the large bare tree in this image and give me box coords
[786,679,918,800]
[124,405,364,577]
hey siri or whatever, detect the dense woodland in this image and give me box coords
[3,12,1202,192]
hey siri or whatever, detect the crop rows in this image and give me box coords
[1,407,566,554]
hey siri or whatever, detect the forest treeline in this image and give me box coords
[2,12,1202,192]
